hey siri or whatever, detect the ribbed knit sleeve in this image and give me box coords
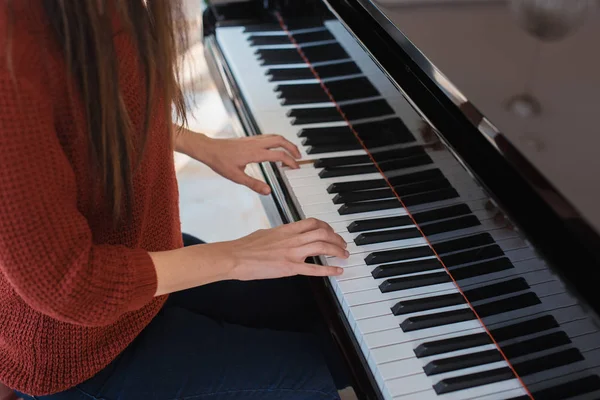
[0,72,159,327]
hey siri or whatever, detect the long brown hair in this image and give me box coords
[8,0,188,223]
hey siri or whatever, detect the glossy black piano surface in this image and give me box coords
[201,1,600,399]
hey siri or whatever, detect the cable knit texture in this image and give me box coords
[0,1,183,395]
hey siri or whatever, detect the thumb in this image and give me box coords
[238,173,271,195]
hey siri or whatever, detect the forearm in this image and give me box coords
[150,242,234,296]
[172,123,212,160]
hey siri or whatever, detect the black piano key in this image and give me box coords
[327,179,387,194]
[388,168,445,187]
[355,227,421,245]
[504,331,571,358]
[421,215,481,236]
[414,203,473,224]
[308,143,363,154]
[506,376,600,400]
[365,245,434,265]
[314,61,361,79]
[425,349,503,376]
[450,257,514,280]
[249,29,334,46]
[371,258,442,279]
[514,348,584,376]
[333,188,393,204]
[268,61,361,82]
[414,315,559,358]
[415,332,491,358]
[292,29,335,43]
[425,331,571,376]
[267,67,314,81]
[257,48,304,65]
[288,99,394,125]
[371,146,426,162]
[434,367,515,394]
[441,244,505,267]
[277,85,330,105]
[401,188,459,207]
[298,125,353,138]
[341,99,395,121]
[337,198,401,215]
[326,169,442,194]
[302,135,358,146]
[392,292,464,315]
[243,20,324,33]
[314,155,371,168]
[347,203,468,233]
[316,147,424,169]
[278,77,379,105]
[379,153,433,172]
[476,292,541,318]
[402,292,541,332]
[393,177,452,197]
[379,271,452,293]
[249,35,292,46]
[434,233,495,254]
[401,308,476,332]
[353,117,416,144]
[243,23,284,33]
[493,315,560,341]
[301,43,349,62]
[463,277,529,302]
[320,164,377,179]
[258,43,349,65]
[347,215,412,233]
[393,277,528,316]
[288,107,342,124]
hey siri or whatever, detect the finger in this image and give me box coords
[264,135,302,159]
[295,228,347,249]
[281,218,334,234]
[262,150,299,169]
[291,263,343,277]
[237,173,271,195]
[296,241,349,260]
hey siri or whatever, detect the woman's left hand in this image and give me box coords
[182,130,301,195]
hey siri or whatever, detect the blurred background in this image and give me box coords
[175,0,272,243]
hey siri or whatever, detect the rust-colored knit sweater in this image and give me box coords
[0,1,182,395]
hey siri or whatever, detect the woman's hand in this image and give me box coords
[226,218,347,281]
[174,125,301,195]
[201,134,301,195]
[151,218,347,296]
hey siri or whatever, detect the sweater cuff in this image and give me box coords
[127,248,159,311]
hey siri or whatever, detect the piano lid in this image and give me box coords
[346,0,600,234]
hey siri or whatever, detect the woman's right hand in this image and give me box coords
[152,218,347,297]
[225,218,348,281]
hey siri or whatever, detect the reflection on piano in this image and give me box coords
[202,0,600,398]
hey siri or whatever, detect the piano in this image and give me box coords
[201,0,600,398]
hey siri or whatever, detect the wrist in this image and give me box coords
[173,125,214,161]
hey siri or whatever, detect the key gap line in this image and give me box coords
[274,11,535,399]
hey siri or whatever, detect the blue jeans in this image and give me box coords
[16,234,348,400]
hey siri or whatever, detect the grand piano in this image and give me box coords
[200,0,600,398]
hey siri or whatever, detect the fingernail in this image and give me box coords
[344,250,350,257]
[337,267,343,274]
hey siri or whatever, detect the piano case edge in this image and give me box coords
[202,29,384,400]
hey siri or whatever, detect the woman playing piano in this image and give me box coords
[0,1,349,399]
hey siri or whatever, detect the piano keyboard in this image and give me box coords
[214,17,600,400]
